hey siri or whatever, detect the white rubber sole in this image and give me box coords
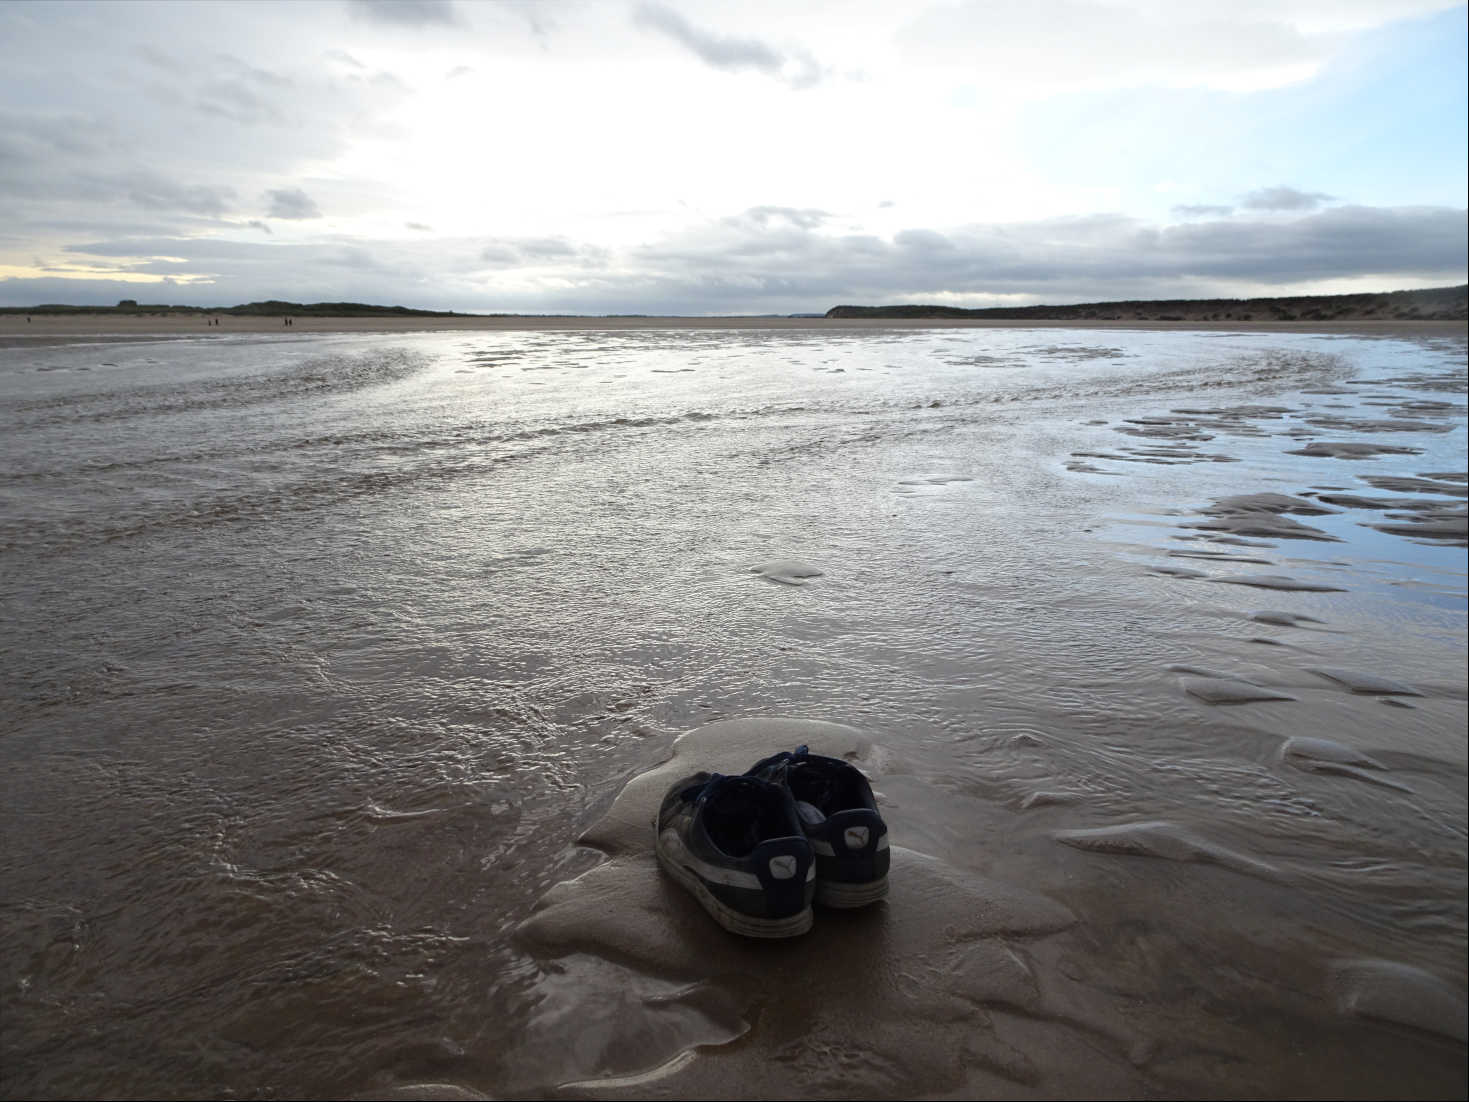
[815,875,889,909]
[656,840,813,938]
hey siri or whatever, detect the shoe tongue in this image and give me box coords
[795,800,825,826]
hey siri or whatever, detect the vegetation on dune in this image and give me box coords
[825,285,1469,322]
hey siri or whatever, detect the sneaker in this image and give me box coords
[746,745,890,908]
[654,772,815,938]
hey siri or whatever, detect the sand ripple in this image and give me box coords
[1331,959,1468,1042]
[1053,821,1280,880]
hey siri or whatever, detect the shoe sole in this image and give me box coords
[655,837,813,939]
[815,875,889,909]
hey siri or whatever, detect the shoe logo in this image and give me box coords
[843,826,870,850]
[768,854,799,880]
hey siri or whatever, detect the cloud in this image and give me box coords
[136,43,185,73]
[0,131,237,224]
[516,237,580,259]
[609,203,1466,312]
[896,1,1331,93]
[0,110,119,163]
[247,219,273,234]
[346,0,462,28]
[62,237,287,260]
[1240,185,1336,211]
[11,202,1463,315]
[0,20,415,242]
[633,3,825,88]
[478,236,607,267]
[1173,204,1235,218]
[1164,204,1462,278]
[406,221,433,231]
[727,206,832,230]
[265,188,322,219]
[190,55,294,126]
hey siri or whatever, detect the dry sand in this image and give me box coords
[3,312,1466,338]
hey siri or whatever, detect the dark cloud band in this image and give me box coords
[12,202,1463,314]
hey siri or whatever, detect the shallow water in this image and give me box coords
[1,326,1464,1099]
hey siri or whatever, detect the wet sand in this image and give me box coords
[517,715,1465,1099]
[1,324,1463,1100]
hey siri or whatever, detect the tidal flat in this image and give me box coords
[1,323,1464,1099]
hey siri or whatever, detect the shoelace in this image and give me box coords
[745,744,811,778]
[680,772,727,804]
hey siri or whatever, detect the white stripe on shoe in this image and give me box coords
[657,829,815,887]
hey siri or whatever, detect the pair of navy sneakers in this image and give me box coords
[654,745,890,938]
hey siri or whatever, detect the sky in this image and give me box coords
[1,0,1465,315]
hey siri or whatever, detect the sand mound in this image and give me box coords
[1307,668,1422,696]
[751,559,825,585]
[513,718,1084,1097]
[1213,574,1347,592]
[1182,676,1297,705]
[1286,441,1422,460]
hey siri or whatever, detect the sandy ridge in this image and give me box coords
[3,314,1466,339]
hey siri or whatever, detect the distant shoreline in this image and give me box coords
[827,284,1467,322]
[5,282,1463,330]
[1,313,1464,339]
[1,284,1464,330]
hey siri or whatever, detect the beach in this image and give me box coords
[4,312,1466,339]
[1,320,1464,1099]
